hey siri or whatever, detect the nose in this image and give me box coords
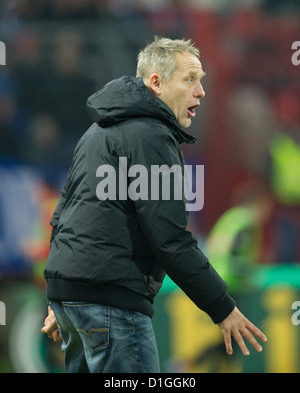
[194,81,205,99]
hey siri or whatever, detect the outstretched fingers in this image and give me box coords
[219,307,267,356]
[223,330,233,355]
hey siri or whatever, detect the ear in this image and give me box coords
[145,73,163,96]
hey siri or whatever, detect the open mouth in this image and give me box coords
[187,104,199,118]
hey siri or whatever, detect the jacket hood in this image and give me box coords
[86,76,197,144]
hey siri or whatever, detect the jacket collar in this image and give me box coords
[87,76,197,145]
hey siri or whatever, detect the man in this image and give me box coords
[42,36,267,373]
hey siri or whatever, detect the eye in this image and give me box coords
[187,76,194,83]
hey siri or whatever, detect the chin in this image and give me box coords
[177,115,192,129]
[181,120,192,129]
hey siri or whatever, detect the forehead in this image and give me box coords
[174,52,204,76]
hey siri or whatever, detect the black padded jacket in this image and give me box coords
[44,76,235,323]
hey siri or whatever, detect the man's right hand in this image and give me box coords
[41,306,62,343]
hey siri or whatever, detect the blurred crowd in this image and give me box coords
[0,0,300,279]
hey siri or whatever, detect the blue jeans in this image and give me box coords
[50,301,160,373]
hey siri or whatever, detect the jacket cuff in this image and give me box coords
[204,292,236,324]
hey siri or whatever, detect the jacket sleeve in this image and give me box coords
[130,129,235,324]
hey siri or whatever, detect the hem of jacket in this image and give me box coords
[203,292,236,324]
[46,278,154,318]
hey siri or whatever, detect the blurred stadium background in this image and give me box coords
[0,0,300,373]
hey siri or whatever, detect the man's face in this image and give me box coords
[159,52,206,128]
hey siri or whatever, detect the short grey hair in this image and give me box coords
[136,36,200,81]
